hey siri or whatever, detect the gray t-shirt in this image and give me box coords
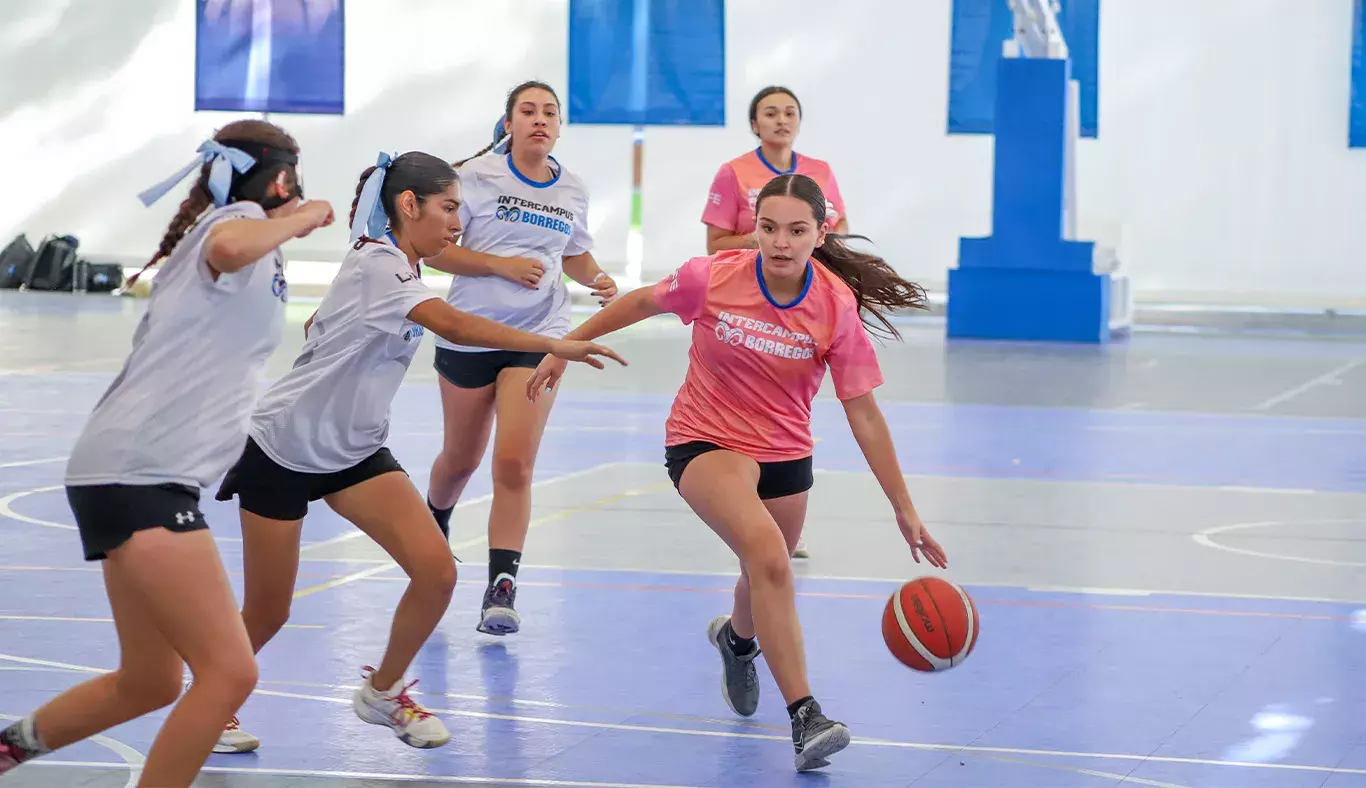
[248,239,440,473]
[65,202,289,489]
[434,152,592,352]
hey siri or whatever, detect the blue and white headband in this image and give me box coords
[137,139,257,208]
[350,151,395,243]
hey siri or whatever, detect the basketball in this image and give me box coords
[882,577,979,671]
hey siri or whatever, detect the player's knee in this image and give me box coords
[745,534,793,590]
[190,652,258,708]
[119,667,184,713]
[414,554,458,601]
[436,447,482,485]
[490,452,533,491]
[214,652,260,705]
[246,597,292,642]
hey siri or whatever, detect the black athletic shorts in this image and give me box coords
[664,441,814,500]
[214,436,405,521]
[66,482,206,561]
[434,347,546,389]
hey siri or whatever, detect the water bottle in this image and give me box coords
[72,259,87,293]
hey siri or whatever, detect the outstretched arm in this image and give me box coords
[407,298,625,369]
[526,286,664,400]
[842,391,946,568]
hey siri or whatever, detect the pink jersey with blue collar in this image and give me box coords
[702,149,846,235]
[651,249,882,462]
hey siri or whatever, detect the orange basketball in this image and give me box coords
[882,576,979,671]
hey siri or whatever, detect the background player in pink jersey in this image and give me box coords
[527,173,946,772]
[702,85,848,558]
[702,86,848,256]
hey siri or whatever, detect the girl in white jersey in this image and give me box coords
[424,81,618,636]
[213,151,624,750]
[0,121,335,786]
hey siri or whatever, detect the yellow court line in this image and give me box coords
[290,482,671,599]
[0,614,321,629]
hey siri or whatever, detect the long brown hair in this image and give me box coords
[348,152,458,248]
[131,120,299,284]
[755,173,927,340]
[453,80,560,168]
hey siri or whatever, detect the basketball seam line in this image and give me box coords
[919,577,957,660]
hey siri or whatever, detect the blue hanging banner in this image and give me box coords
[947,0,1099,138]
[1352,0,1366,148]
[195,0,345,115]
[568,0,725,126]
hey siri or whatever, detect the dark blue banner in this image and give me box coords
[1353,0,1366,147]
[568,0,725,126]
[195,0,344,115]
[947,0,1099,138]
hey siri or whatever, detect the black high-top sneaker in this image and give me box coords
[476,572,520,635]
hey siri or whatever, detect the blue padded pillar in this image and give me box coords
[949,56,1114,343]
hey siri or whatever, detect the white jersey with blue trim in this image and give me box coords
[65,201,289,489]
[435,152,593,352]
[248,237,441,473]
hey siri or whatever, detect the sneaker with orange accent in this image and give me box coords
[213,716,260,753]
[352,667,450,748]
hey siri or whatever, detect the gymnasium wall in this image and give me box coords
[2,0,1363,308]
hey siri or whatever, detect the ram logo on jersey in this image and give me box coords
[494,195,574,236]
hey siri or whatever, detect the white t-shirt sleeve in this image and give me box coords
[563,177,593,257]
[195,201,272,294]
[360,246,441,334]
[455,166,478,230]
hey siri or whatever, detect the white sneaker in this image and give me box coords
[212,716,260,753]
[352,667,450,748]
[793,537,809,559]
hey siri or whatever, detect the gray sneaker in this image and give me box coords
[705,614,760,716]
[790,698,851,771]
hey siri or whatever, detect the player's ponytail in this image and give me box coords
[129,119,300,286]
[453,80,560,167]
[756,174,927,341]
[349,151,458,246]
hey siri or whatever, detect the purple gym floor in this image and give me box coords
[2,291,1365,787]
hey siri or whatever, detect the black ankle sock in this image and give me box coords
[787,696,814,718]
[488,548,522,585]
[724,621,757,656]
[427,499,454,539]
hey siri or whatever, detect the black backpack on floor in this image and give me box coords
[0,234,36,289]
[24,235,79,291]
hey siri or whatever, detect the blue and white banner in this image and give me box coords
[568,0,725,126]
[947,0,1099,138]
[1352,0,1366,148]
[195,0,344,115]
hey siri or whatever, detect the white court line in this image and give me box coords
[1192,518,1366,568]
[1253,358,1366,411]
[17,761,709,788]
[0,712,143,788]
[0,485,247,546]
[0,457,66,470]
[298,461,632,555]
[2,652,1362,779]
[1,555,1362,606]
[291,475,671,598]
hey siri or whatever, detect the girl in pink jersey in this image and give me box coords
[702,86,849,257]
[528,173,946,772]
[703,85,847,559]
